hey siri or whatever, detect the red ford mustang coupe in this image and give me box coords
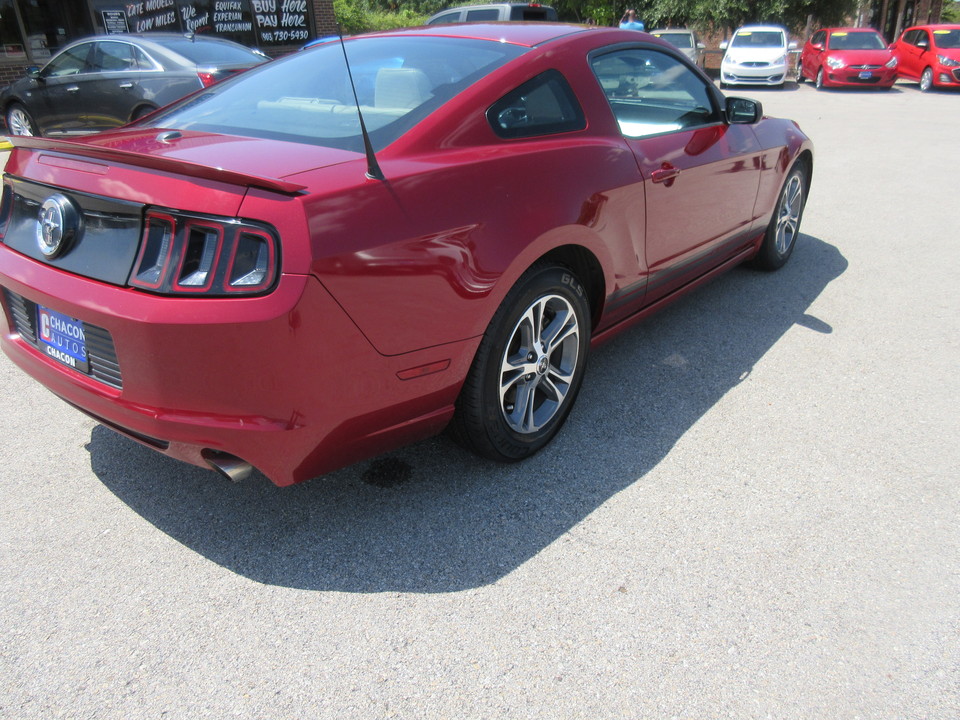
[0,24,812,486]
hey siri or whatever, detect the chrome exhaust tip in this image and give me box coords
[202,449,254,483]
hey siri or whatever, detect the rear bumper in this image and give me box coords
[1,248,474,485]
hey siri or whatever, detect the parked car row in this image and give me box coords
[719,22,960,92]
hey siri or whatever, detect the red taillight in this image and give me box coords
[223,229,277,294]
[197,71,218,87]
[130,212,176,290]
[130,210,280,296]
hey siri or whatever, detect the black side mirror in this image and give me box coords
[726,96,762,124]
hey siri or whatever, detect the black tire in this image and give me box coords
[796,72,805,84]
[6,102,38,136]
[920,67,934,92]
[815,68,824,90]
[450,263,590,462]
[752,161,807,271]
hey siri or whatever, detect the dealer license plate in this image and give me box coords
[37,305,89,374]
[859,71,873,80]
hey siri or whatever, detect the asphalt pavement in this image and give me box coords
[1,80,957,719]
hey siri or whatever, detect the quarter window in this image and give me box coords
[487,70,586,139]
[590,48,718,138]
[132,46,157,71]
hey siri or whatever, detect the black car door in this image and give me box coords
[30,42,96,134]
[79,41,144,131]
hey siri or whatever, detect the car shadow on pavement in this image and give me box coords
[87,233,847,593]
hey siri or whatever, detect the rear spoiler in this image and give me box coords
[7,135,307,195]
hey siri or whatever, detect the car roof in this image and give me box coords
[822,27,882,33]
[69,33,238,43]
[438,2,555,7]
[649,28,694,34]
[365,22,594,48]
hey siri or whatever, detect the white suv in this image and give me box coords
[720,25,797,88]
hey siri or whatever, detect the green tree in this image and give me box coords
[942,1,960,23]
[334,0,428,32]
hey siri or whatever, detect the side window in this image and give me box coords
[590,48,719,139]
[813,31,826,46]
[95,42,136,73]
[903,30,919,46]
[487,70,586,139]
[427,11,461,24]
[42,44,92,77]
[917,30,930,47]
[466,8,500,21]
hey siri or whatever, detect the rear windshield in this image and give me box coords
[154,37,267,65]
[508,6,558,20]
[932,29,960,49]
[144,36,526,152]
[654,32,693,49]
[731,30,785,48]
[827,31,886,50]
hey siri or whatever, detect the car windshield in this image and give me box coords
[827,31,886,50]
[932,29,960,49]
[143,36,526,152]
[654,33,693,49]
[731,30,785,48]
[155,37,267,65]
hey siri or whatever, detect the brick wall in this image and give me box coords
[0,65,30,86]
[314,0,338,35]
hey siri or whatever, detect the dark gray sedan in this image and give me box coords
[0,34,268,137]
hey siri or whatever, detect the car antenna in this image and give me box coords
[337,25,384,181]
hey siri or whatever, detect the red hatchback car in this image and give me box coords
[0,24,813,486]
[893,24,960,91]
[800,27,897,89]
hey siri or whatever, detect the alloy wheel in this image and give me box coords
[498,293,581,435]
[7,106,35,136]
[775,173,803,255]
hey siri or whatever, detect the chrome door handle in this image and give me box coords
[651,164,681,184]
[118,82,133,89]
[66,86,79,93]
